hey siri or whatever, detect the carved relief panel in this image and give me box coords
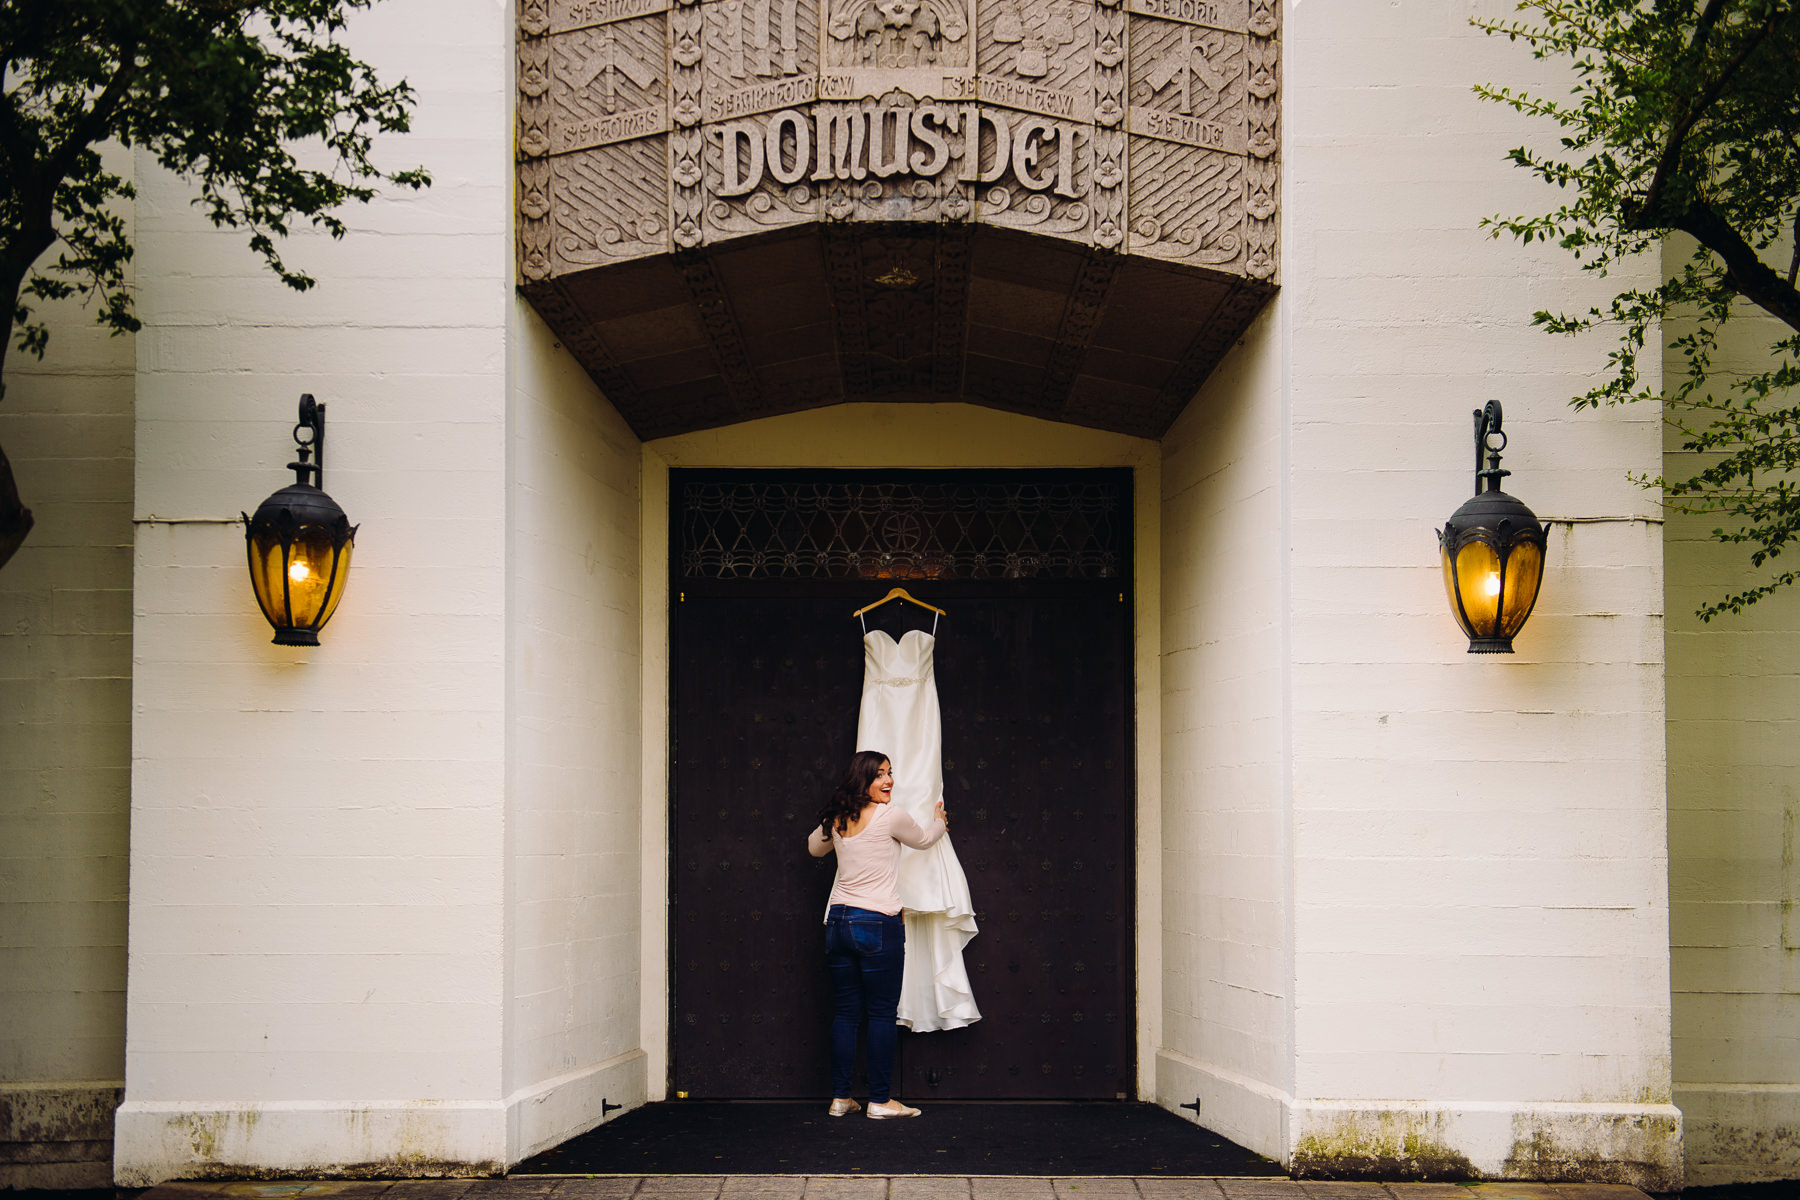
[520,0,674,277]
[1124,0,1246,270]
[823,0,973,91]
[519,0,1278,277]
[700,0,825,237]
[1121,0,1276,276]
[970,0,1090,237]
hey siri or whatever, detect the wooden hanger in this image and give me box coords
[852,587,947,618]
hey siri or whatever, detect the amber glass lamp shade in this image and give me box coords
[244,483,357,646]
[1438,486,1545,653]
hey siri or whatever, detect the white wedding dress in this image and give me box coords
[857,628,981,1031]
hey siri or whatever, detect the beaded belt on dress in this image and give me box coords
[872,672,929,687]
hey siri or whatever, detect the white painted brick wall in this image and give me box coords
[1663,234,1800,1186]
[504,300,647,1157]
[1154,3,1677,1186]
[0,325,134,1079]
[1285,0,1669,1108]
[1157,299,1291,1157]
[0,158,136,1188]
[115,0,520,1181]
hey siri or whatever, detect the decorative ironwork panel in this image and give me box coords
[679,476,1128,580]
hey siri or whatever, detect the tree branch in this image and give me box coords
[43,47,140,187]
[1674,198,1800,333]
[0,438,33,571]
[0,219,59,393]
[1789,202,1799,287]
[0,37,142,402]
[0,59,24,164]
[1636,0,1774,225]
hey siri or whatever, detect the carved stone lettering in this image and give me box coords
[909,103,955,173]
[559,104,672,152]
[766,109,813,182]
[1124,0,1246,33]
[1126,12,1250,244]
[980,75,1091,122]
[1126,104,1244,154]
[553,0,671,33]
[519,0,1281,437]
[705,98,1076,205]
[707,74,820,122]
[524,0,1277,262]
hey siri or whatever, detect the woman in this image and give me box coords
[807,749,947,1118]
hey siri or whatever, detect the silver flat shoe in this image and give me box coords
[865,1099,921,1119]
[827,1098,861,1117]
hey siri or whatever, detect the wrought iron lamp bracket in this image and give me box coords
[289,394,325,488]
[1474,399,1510,495]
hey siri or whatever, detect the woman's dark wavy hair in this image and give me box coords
[816,749,890,837]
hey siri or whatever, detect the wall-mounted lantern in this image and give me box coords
[244,395,357,646]
[1438,400,1546,654]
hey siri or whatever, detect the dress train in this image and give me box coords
[856,629,980,1032]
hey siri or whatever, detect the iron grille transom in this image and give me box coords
[677,473,1128,581]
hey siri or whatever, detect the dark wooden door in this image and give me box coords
[672,588,1133,1100]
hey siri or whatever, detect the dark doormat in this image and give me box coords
[513,1102,1286,1177]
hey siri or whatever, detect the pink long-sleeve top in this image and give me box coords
[806,803,947,917]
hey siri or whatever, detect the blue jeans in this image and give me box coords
[824,904,905,1102]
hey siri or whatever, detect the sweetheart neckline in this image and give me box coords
[864,628,935,646]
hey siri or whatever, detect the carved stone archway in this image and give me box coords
[517,0,1279,439]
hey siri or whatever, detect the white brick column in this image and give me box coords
[1157,3,1679,1189]
[115,1,517,1180]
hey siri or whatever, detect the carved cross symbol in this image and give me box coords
[994,1,1075,79]
[575,28,659,112]
[1144,26,1227,114]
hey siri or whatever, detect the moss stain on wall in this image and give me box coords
[1290,1111,1479,1181]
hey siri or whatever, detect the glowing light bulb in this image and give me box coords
[289,561,312,582]
[1483,573,1501,598]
